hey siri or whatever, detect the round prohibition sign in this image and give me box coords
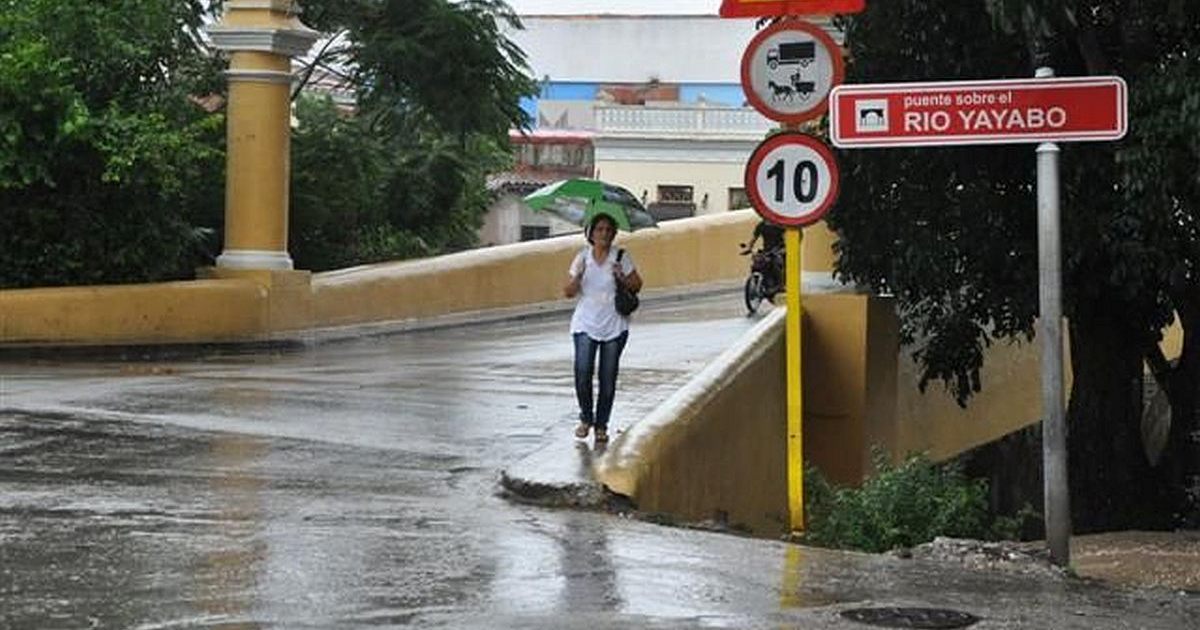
[745,133,839,227]
[740,20,844,124]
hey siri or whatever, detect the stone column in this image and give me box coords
[207,1,318,271]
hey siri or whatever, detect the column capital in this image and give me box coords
[207,1,319,58]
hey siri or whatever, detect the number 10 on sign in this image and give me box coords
[745,133,840,227]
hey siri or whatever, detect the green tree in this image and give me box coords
[0,0,225,288]
[296,0,534,141]
[289,93,513,270]
[829,0,1200,530]
[281,0,535,268]
[290,94,391,271]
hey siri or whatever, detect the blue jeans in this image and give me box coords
[573,331,628,430]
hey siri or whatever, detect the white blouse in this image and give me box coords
[568,246,637,341]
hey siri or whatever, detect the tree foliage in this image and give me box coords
[289,94,510,270]
[830,0,1200,529]
[0,0,225,288]
[298,0,534,141]
[2,0,537,283]
[280,0,536,270]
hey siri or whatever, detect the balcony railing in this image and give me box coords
[594,105,773,137]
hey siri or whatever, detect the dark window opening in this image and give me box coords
[728,187,749,210]
[520,225,551,241]
[657,184,694,205]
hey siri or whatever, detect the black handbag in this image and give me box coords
[615,249,639,316]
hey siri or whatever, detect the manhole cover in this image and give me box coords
[840,607,980,629]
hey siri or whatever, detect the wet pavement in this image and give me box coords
[1069,531,1200,592]
[1,289,1197,629]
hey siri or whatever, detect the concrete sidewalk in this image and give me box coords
[499,284,759,511]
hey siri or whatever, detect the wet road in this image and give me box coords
[1,290,1197,629]
[0,292,762,628]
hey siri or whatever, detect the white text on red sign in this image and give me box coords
[829,77,1127,148]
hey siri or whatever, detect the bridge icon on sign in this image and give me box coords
[855,99,888,133]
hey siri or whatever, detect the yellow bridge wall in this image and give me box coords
[1,210,1174,539]
[1,211,760,345]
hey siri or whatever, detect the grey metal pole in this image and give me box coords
[1036,66,1071,567]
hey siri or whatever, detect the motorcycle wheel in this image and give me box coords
[744,272,764,315]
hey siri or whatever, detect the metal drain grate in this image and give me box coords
[840,607,980,629]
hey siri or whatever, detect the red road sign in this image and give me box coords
[745,133,840,227]
[741,20,844,124]
[829,76,1128,148]
[720,0,865,18]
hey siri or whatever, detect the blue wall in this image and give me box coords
[542,82,602,100]
[679,84,745,107]
[521,81,745,127]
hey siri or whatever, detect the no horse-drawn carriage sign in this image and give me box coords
[740,20,844,124]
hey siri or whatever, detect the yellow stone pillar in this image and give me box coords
[207,1,318,271]
[801,220,840,289]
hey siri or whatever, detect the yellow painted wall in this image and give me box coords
[596,291,1052,536]
[596,309,790,535]
[0,211,764,345]
[0,280,266,345]
[311,210,761,327]
[802,293,903,485]
[0,210,862,345]
[894,340,1045,461]
[597,293,904,536]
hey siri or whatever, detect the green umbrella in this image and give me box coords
[523,178,657,232]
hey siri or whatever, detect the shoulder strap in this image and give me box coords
[617,248,625,262]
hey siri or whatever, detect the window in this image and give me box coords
[728,187,749,210]
[520,225,551,241]
[512,142,594,172]
[657,185,694,205]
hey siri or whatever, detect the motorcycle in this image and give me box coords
[738,242,784,315]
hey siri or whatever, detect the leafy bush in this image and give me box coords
[803,451,1022,552]
[289,95,510,271]
[0,0,224,289]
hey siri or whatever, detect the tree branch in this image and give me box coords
[291,31,346,101]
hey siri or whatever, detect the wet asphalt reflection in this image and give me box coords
[2,291,1197,629]
[0,292,776,628]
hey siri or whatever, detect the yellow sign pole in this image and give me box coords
[785,227,804,532]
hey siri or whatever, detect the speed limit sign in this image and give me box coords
[745,133,839,227]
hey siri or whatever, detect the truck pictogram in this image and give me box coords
[766,41,815,69]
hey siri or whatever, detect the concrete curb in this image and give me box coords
[498,302,785,510]
[498,442,612,509]
[593,307,786,497]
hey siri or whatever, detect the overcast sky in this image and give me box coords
[507,0,720,15]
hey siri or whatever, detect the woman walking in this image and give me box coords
[563,213,642,444]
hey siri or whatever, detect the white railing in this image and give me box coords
[594,105,773,137]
